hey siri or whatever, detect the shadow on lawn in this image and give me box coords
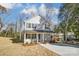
[51,43,79,48]
[10,38,23,43]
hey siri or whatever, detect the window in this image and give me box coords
[26,34,36,39]
[26,23,31,28]
[32,34,36,39]
[45,23,50,29]
[32,24,37,29]
[28,23,31,28]
[26,34,30,39]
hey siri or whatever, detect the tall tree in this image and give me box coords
[58,4,76,41]
[0,17,3,30]
[0,5,7,14]
[0,4,7,30]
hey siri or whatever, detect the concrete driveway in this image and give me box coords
[40,43,79,56]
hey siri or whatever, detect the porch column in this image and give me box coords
[37,34,38,43]
[30,34,32,42]
[24,32,26,44]
[43,33,44,43]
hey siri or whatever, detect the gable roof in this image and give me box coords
[24,16,41,24]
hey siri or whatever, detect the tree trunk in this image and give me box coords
[20,32,21,41]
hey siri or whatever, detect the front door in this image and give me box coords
[38,34,41,42]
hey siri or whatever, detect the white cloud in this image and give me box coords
[49,8,59,25]
[39,4,47,17]
[53,8,59,15]
[14,3,23,8]
[16,4,22,7]
[21,9,27,14]
[21,5,38,16]
[0,3,23,9]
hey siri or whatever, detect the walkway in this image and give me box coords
[40,43,79,56]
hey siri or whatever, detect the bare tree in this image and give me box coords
[58,4,76,42]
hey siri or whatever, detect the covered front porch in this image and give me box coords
[23,30,53,44]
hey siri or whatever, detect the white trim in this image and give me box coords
[43,33,44,42]
[24,32,26,44]
[37,33,38,43]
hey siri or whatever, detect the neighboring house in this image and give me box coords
[22,15,54,44]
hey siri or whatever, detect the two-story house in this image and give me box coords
[22,10,54,44]
[22,15,54,44]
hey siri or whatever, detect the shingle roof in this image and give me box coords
[23,30,54,34]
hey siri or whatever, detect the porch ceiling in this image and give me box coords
[23,30,54,34]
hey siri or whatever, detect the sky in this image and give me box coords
[0,3,62,25]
